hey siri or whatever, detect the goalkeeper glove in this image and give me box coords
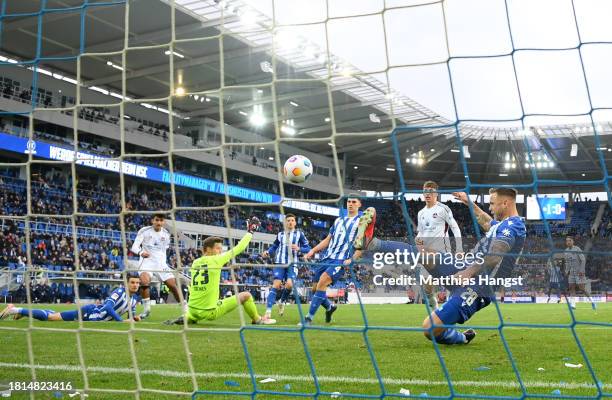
[246,216,261,233]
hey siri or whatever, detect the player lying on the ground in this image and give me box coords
[165,217,276,326]
[131,213,187,319]
[354,188,526,345]
[563,236,596,310]
[415,181,463,308]
[0,272,142,322]
[262,213,311,318]
[301,195,363,326]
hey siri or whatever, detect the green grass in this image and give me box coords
[0,302,610,399]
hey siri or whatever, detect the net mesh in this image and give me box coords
[0,0,610,399]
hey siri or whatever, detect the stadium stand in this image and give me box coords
[2,179,610,304]
[0,55,608,307]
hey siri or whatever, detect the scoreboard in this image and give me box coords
[526,196,566,220]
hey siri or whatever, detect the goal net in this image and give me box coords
[0,0,610,399]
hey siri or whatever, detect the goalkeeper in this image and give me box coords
[165,217,276,326]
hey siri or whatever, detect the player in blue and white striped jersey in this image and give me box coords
[354,188,526,345]
[1,273,142,322]
[262,213,311,318]
[301,195,362,325]
[546,255,566,303]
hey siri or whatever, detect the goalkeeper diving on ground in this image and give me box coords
[165,216,276,326]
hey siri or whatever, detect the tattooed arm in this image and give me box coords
[453,239,510,280]
[452,191,493,232]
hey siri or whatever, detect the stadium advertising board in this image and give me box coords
[0,132,339,216]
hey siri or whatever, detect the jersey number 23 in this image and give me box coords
[192,268,209,286]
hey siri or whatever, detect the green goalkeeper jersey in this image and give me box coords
[188,233,252,310]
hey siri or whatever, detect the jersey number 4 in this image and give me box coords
[192,269,209,286]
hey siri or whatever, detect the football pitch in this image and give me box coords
[0,302,610,399]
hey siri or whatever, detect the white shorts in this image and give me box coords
[568,272,587,285]
[138,259,175,283]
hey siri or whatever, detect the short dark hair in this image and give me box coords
[285,213,296,220]
[203,236,224,250]
[423,181,438,190]
[126,271,140,281]
[152,213,166,220]
[489,187,518,199]
[346,193,361,202]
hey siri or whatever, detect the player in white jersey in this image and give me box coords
[131,214,184,318]
[563,236,595,310]
[417,182,463,253]
[415,181,463,308]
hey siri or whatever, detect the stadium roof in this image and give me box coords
[1,0,611,191]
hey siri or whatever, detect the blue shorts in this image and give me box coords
[434,289,492,325]
[273,264,299,282]
[313,259,346,284]
[60,304,98,321]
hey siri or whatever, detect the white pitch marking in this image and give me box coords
[0,362,608,391]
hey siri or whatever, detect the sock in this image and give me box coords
[20,309,51,321]
[426,293,438,309]
[281,288,293,303]
[584,290,594,304]
[266,288,278,312]
[308,290,327,319]
[242,296,260,322]
[368,237,381,251]
[434,328,467,345]
[143,298,151,313]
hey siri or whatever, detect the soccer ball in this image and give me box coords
[283,155,313,183]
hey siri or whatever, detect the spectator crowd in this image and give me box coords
[1,168,610,303]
